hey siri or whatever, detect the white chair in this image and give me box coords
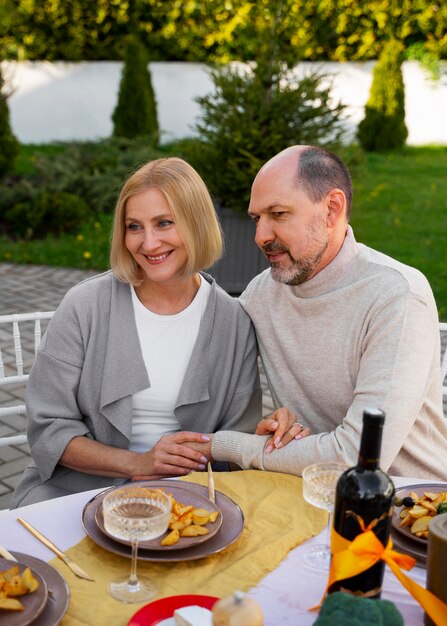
[440,322,447,403]
[0,312,54,447]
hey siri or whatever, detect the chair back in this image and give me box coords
[0,312,54,447]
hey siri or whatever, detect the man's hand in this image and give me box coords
[256,407,311,453]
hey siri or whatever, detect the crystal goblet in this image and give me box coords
[103,485,171,603]
[302,462,347,569]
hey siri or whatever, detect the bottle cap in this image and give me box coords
[363,408,385,426]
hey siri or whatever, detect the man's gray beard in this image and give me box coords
[270,250,326,285]
[269,225,329,285]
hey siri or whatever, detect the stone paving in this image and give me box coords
[0,264,99,510]
[0,263,274,510]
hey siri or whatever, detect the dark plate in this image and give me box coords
[10,552,70,626]
[392,483,447,546]
[391,528,427,568]
[82,480,244,562]
[127,594,219,625]
[0,557,47,626]
[95,482,222,550]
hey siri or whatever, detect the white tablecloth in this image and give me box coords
[0,477,433,625]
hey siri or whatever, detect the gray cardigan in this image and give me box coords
[12,271,261,507]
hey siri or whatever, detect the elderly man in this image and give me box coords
[208,145,447,480]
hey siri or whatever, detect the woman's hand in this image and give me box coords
[184,436,213,461]
[131,431,211,480]
[255,407,311,453]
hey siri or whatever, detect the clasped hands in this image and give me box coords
[131,407,310,481]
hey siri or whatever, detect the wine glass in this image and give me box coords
[102,485,171,603]
[302,461,347,569]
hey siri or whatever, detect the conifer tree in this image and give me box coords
[358,39,408,151]
[112,38,159,145]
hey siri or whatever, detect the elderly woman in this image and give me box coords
[12,158,271,507]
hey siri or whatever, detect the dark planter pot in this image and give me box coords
[207,207,269,295]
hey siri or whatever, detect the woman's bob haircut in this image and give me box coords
[110,157,223,285]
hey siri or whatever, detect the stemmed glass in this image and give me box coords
[302,462,347,569]
[102,485,171,603]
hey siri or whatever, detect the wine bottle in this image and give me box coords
[329,408,395,598]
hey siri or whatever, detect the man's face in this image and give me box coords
[248,166,330,286]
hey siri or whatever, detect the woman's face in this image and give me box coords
[124,187,189,287]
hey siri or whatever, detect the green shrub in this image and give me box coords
[0,138,184,242]
[4,200,44,240]
[4,191,90,239]
[0,178,35,213]
[40,191,90,234]
[190,60,346,213]
[0,65,19,177]
[112,38,159,145]
[358,40,408,152]
[29,138,170,213]
[0,178,35,236]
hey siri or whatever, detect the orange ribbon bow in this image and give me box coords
[318,526,447,626]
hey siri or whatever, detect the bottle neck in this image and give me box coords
[358,453,379,471]
[357,422,384,471]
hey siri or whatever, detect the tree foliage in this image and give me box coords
[0,0,446,62]
[0,64,19,177]
[357,39,408,151]
[189,0,346,213]
[112,37,159,143]
[191,64,346,213]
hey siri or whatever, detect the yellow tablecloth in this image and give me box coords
[51,470,326,625]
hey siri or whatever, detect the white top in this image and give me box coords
[129,275,211,452]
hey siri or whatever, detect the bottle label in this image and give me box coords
[336,510,391,597]
[330,459,395,599]
[338,584,382,598]
[329,508,393,598]
[343,508,392,536]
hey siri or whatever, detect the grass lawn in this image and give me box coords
[2,144,447,318]
[1,213,111,271]
[350,146,447,319]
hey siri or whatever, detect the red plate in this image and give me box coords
[127,594,219,626]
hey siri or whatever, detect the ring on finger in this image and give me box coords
[293,422,304,430]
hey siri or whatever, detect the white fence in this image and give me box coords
[4,60,447,146]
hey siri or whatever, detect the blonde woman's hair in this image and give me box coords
[110,157,223,285]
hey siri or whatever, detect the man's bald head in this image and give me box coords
[255,145,353,220]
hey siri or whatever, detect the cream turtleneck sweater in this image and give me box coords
[212,227,447,480]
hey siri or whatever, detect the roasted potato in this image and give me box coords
[161,529,180,546]
[160,494,219,546]
[180,525,209,537]
[0,564,40,612]
[396,489,447,539]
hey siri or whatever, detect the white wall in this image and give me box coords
[4,60,447,146]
